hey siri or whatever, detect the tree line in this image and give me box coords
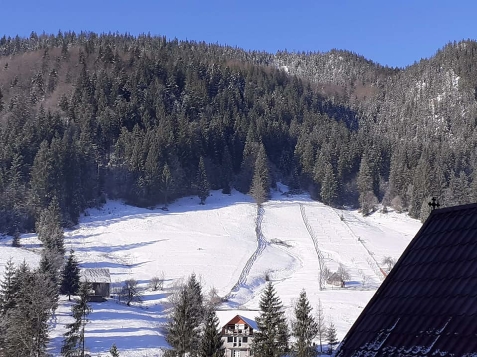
[164,274,338,357]
[2,33,477,235]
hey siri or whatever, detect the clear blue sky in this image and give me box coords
[1,0,476,68]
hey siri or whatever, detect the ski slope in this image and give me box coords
[0,188,421,356]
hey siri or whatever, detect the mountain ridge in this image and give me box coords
[0,33,476,234]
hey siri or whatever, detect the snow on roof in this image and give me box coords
[80,268,111,283]
[239,315,258,331]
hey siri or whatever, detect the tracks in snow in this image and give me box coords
[224,205,268,300]
[334,210,386,280]
[299,203,326,290]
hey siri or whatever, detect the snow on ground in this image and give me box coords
[0,188,421,356]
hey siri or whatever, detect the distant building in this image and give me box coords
[80,268,111,301]
[336,203,477,356]
[221,314,257,357]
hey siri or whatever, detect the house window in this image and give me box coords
[242,337,248,343]
[233,350,241,357]
[227,337,233,343]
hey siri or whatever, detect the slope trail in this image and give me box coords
[299,203,326,290]
[334,209,387,280]
[224,204,268,300]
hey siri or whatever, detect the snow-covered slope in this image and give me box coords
[0,188,421,356]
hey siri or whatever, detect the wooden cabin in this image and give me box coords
[80,268,111,302]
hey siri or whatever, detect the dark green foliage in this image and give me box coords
[39,248,63,292]
[252,282,289,357]
[199,309,225,357]
[3,266,57,357]
[12,229,21,247]
[197,157,210,204]
[62,282,92,357]
[320,163,337,206]
[0,258,17,315]
[110,344,120,357]
[166,274,205,357]
[221,147,234,194]
[161,164,173,208]
[291,290,318,357]
[357,155,376,216]
[61,250,81,301]
[36,197,65,254]
[250,144,270,205]
[1,34,477,229]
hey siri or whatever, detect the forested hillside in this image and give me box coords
[1,32,476,233]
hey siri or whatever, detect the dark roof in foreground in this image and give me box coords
[336,203,477,357]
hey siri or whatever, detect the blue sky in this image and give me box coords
[1,0,476,68]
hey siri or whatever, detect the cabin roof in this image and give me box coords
[80,268,111,284]
[217,312,258,331]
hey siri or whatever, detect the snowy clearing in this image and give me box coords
[0,188,421,356]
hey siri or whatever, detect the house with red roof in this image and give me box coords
[221,314,258,357]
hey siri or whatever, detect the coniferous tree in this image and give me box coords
[197,156,210,204]
[221,147,234,194]
[199,309,225,357]
[161,164,173,209]
[326,322,338,354]
[110,344,120,357]
[61,249,81,300]
[320,163,337,206]
[187,273,205,320]
[250,143,270,205]
[291,290,318,357]
[357,155,375,216]
[39,247,63,293]
[36,197,65,254]
[0,258,17,315]
[62,282,92,357]
[3,269,57,357]
[12,229,21,247]
[252,282,289,357]
[166,274,205,357]
[0,258,16,348]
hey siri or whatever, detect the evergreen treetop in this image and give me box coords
[61,249,81,301]
[252,282,289,357]
[291,290,318,357]
[199,309,225,357]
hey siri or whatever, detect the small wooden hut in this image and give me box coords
[80,268,111,302]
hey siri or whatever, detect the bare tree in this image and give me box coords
[382,256,396,272]
[149,271,165,291]
[337,263,350,283]
[321,266,331,285]
[205,286,222,310]
[315,299,326,354]
[120,279,143,306]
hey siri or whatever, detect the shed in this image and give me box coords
[336,203,477,356]
[80,268,111,301]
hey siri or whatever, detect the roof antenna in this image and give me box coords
[428,197,440,211]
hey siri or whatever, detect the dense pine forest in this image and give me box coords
[1,32,477,234]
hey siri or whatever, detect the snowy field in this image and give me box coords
[0,187,421,356]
